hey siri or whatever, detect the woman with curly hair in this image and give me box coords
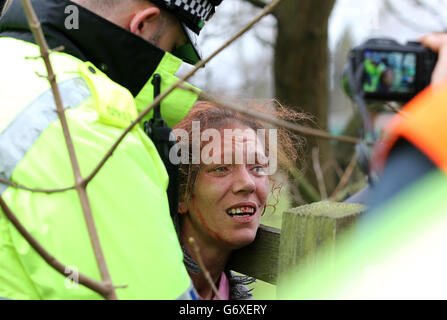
[172,100,306,300]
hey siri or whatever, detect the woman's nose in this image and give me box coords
[232,166,256,194]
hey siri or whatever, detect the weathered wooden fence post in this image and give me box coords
[227,224,281,284]
[277,201,365,297]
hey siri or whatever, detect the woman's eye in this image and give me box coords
[212,166,228,173]
[252,165,267,174]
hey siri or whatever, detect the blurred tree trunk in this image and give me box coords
[274,0,336,202]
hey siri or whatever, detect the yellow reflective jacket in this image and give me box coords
[0,3,199,299]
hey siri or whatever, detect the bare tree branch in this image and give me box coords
[0,195,114,299]
[2,0,356,300]
[312,147,327,199]
[412,0,447,31]
[385,102,410,118]
[83,0,283,186]
[1,0,13,16]
[243,0,269,10]
[20,0,117,300]
[253,28,275,47]
[2,0,282,300]
[0,178,74,193]
[322,159,345,180]
[180,84,367,145]
[329,152,358,201]
[3,0,283,194]
[384,0,441,32]
[288,166,321,204]
[189,237,222,300]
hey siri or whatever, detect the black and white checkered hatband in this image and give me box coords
[151,0,221,34]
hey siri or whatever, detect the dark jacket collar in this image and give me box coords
[0,0,165,97]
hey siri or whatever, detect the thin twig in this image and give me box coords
[323,159,344,180]
[312,147,327,199]
[0,195,113,298]
[384,0,437,32]
[0,177,75,193]
[5,0,282,300]
[20,0,116,300]
[181,84,365,145]
[1,0,13,16]
[385,102,410,118]
[244,0,270,10]
[2,1,283,193]
[83,0,283,185]
[288,166,321,204]
[188,237,222,300]
[2,85,364,197]
[412,0,447,31]
[329,152,358,201]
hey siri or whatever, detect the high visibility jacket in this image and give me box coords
[373,80,447,174]
[0,2,199,300]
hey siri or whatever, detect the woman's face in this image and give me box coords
[182,124,270,250]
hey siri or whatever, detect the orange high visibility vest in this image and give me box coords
[374,80,447,174]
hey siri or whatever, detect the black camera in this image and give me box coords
[343,38,437,102]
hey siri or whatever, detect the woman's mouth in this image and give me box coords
[226,205,256,218]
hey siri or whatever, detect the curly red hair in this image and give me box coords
[174,100,308,210]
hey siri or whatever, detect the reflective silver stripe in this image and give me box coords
[175,61,195,79]
[0,77,91,194]
[177,281,200,300]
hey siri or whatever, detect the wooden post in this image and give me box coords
[277,201,365,296]
[228,224,281,284]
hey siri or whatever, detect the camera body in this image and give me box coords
[344,38,437,102]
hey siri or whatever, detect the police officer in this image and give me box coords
[0,0,222,299]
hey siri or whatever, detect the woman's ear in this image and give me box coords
[129,6,160,36]
[178,202,188,215]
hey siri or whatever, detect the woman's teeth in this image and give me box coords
[226,207,255,217]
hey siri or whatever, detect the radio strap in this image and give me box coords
[144,74,179,219]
